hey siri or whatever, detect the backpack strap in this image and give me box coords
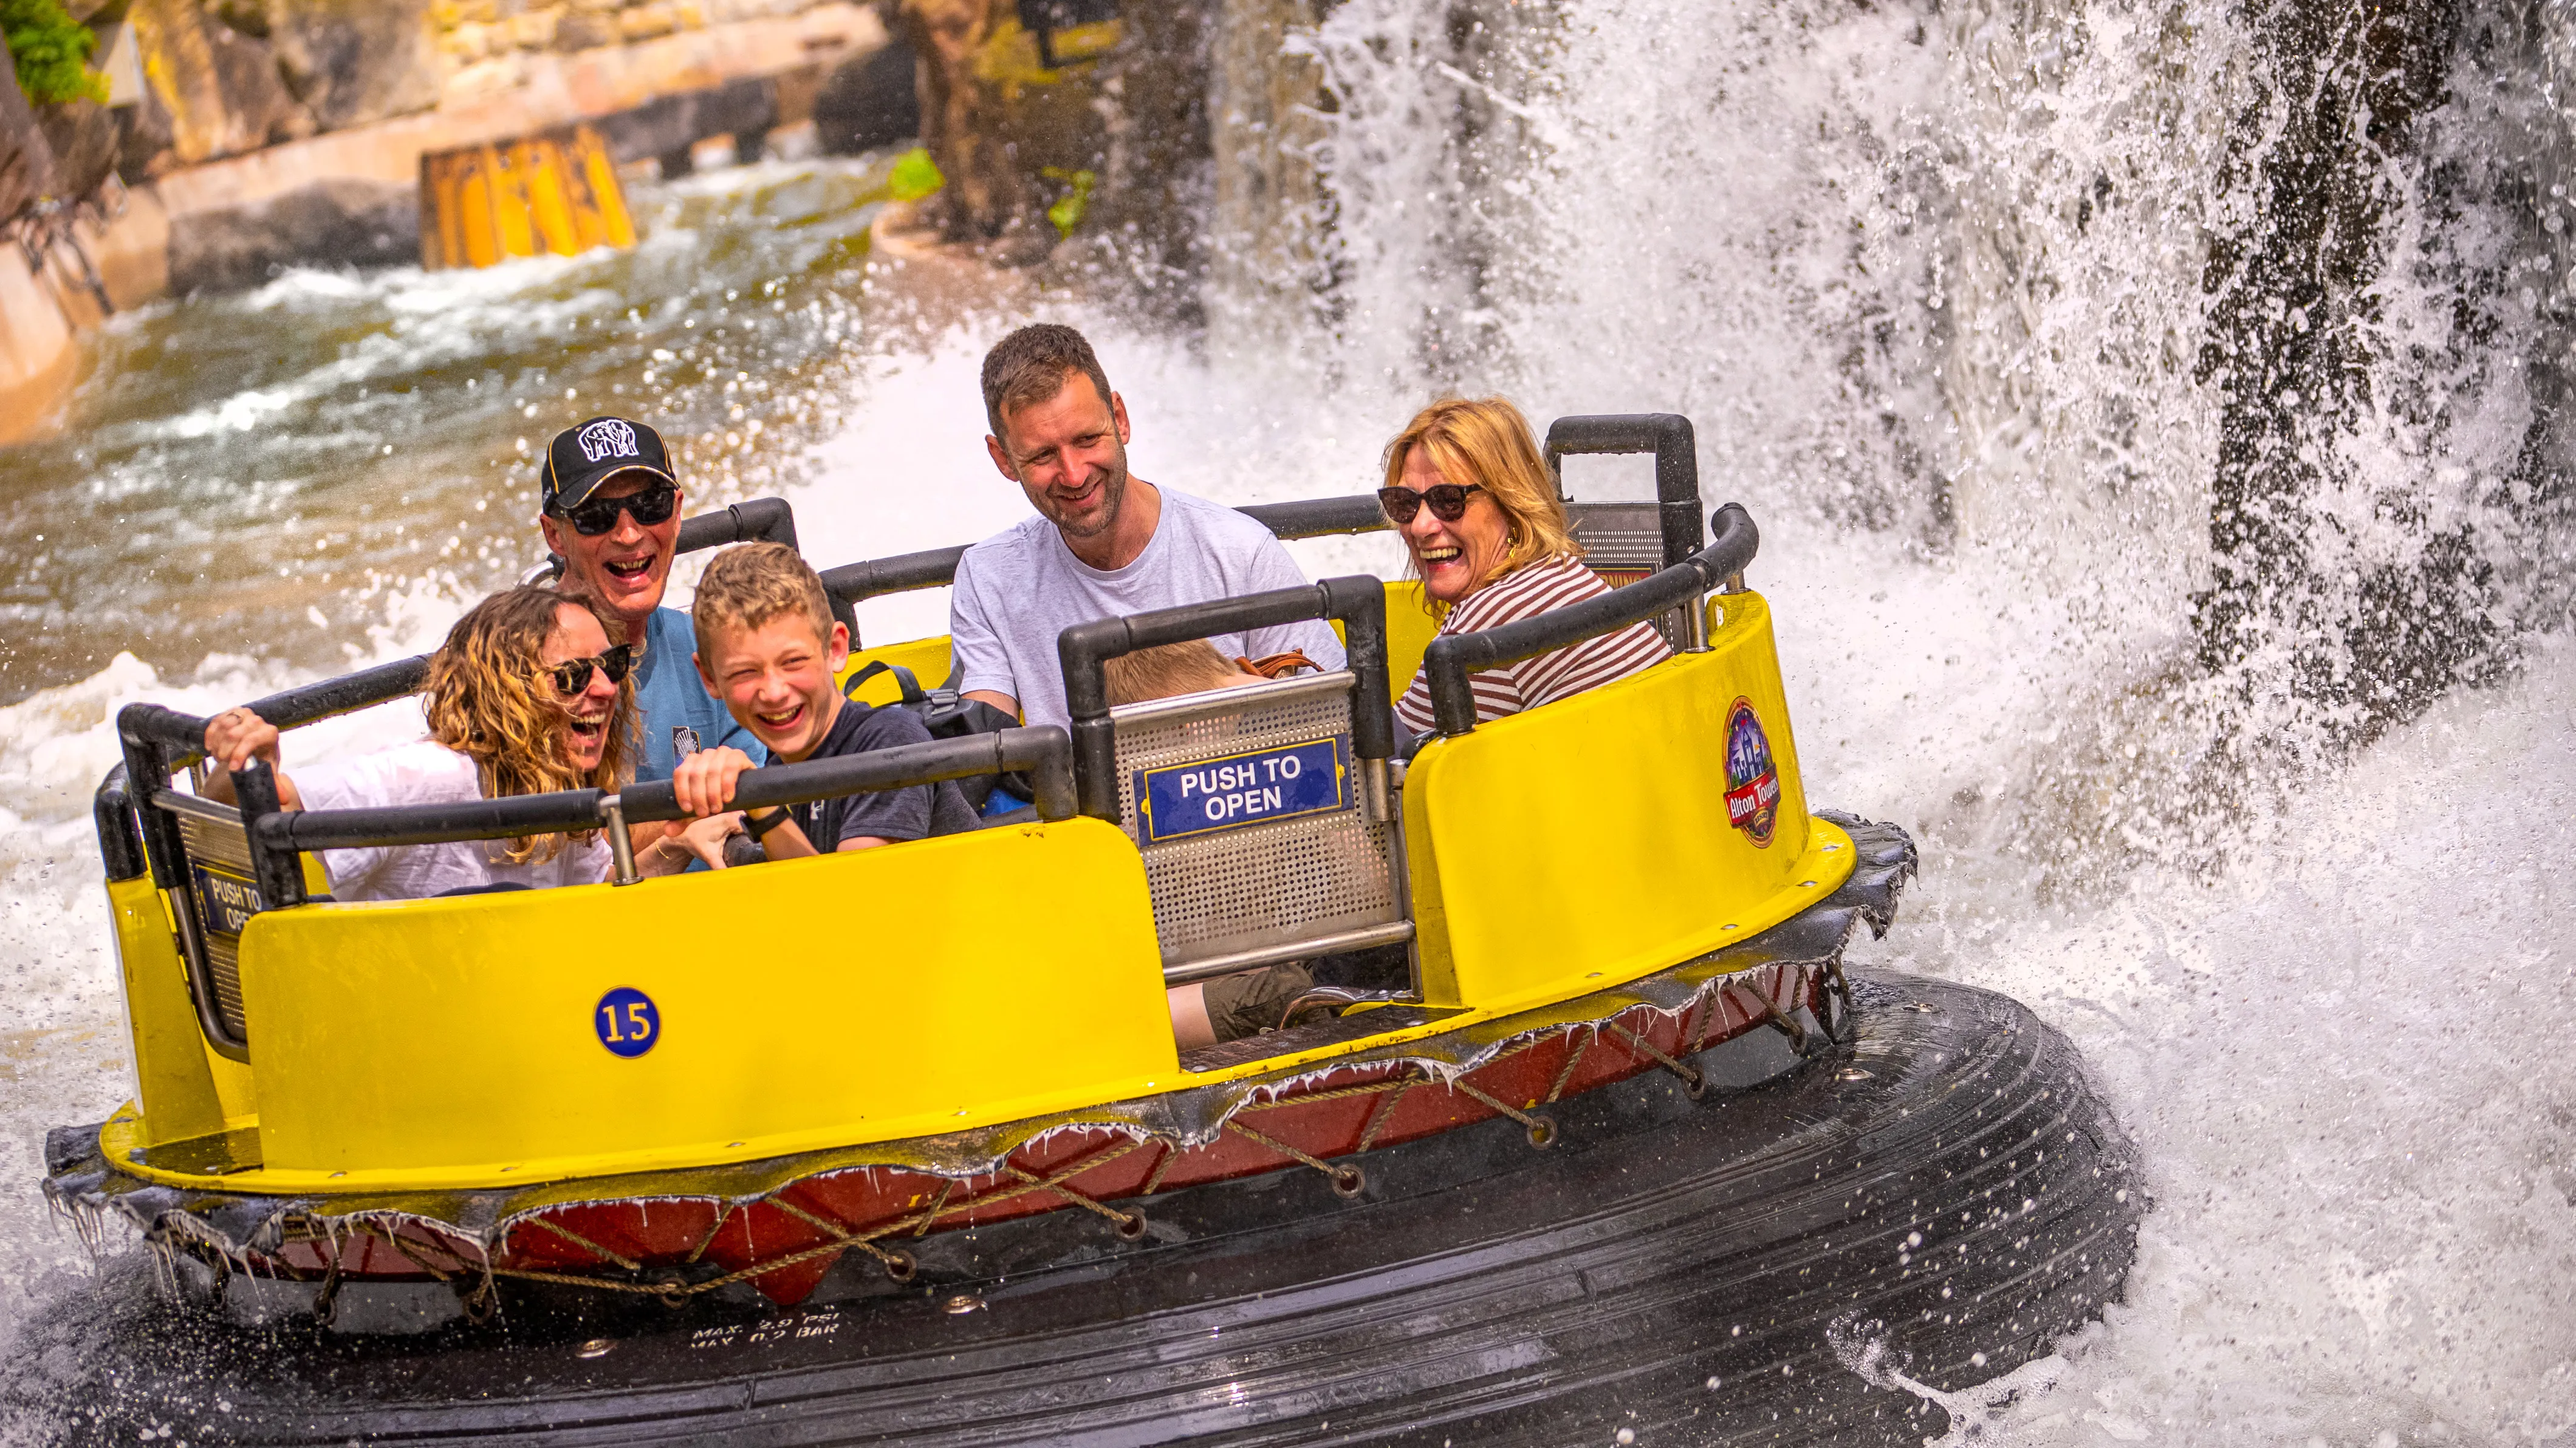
[842,659,928,703]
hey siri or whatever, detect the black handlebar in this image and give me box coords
[1421,504,1758,738]
[1543,413,1702,570]
[817,545,968,609]
[238,728,1077,909]
[817,495,1394,611]
[1056,576,1396,822]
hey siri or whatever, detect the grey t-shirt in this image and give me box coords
[949,487,1348,730]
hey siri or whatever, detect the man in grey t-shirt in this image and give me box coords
[953,324,1344,732]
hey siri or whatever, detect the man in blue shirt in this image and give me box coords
[538,415,765,782]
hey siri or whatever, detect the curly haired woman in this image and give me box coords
[201,586,733,900]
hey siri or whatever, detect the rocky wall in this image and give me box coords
[888,0,1208,318]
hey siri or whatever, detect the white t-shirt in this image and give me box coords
[950,487,1348,731]
[292,739,610,903]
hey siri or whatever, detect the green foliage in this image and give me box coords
[2,0,107,106]
[888,146,945,203]
[1041,166,1094,238]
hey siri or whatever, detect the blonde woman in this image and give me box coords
[1380,398,1672,736]
[202,586,732,901]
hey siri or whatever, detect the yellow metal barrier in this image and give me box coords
[420,126,637,272]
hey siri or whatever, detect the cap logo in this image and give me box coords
[577,418,640,463]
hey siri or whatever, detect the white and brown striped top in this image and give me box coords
[1394,553,1673,736]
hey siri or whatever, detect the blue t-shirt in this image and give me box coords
[631,606,766,782]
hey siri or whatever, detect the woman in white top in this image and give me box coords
[202,586,734,901]
[1382,398,1672,737]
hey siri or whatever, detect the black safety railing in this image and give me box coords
[1422,504,1759,738]
[543,497,843,630]
[247,726,1075,907]
[1544,413,1703,570]
[150,726,1074,915]
[818,495,1392,616]
[1057,576,1397,823]
[114,663,438,893]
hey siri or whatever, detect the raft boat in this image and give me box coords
[30,415,2140,1445]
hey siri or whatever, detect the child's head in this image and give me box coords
[1105,640,1264,707]
[691,542,849,762]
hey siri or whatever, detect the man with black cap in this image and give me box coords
[540,415,765,784]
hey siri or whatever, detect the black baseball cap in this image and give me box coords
[543,416,677,514]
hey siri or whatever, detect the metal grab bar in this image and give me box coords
[1543,413,1703,570]
[1422,504,1760,738]
[817,495,1394,610]
[1056,576,1397,823]
[243,727,1078,906]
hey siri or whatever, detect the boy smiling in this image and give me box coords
[668,543,976,856]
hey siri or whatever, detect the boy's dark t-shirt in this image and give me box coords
[789,701,980,849]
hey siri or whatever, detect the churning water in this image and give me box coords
[4,0,2576,1439]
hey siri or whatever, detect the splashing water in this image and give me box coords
[4,0,2576,1440]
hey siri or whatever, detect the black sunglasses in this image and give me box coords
[1377,482,1484,525]
[558,483,679,537]
[545,644,635,696]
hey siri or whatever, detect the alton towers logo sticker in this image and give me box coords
[1724,697,1780,847]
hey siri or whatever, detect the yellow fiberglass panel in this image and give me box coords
[107,875,257,1146]
[840,634,956,706]
[1382,581,1439,707]
[1401,591,1835,1013]
[235,818,1174,1187]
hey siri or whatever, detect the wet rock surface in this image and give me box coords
[264,0,445,132]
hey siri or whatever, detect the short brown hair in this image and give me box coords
[982,323,1115,446]
[1382,398,1581,600]
[1105,640,1255,706]
[691,542,836,659]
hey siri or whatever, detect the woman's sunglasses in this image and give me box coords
[560,483,679,537]
[545,644,635,696]
[1377,482,1484,525]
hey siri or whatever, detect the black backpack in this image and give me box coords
[841,660,1024,810]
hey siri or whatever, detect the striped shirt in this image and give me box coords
[1395,553,1673,736]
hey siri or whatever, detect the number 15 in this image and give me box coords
[600,1002,654,1042]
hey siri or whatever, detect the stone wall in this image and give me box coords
[891,0,1208,314]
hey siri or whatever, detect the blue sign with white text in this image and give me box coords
[595,986,660,1058]
[1134,736,1350,844]
[190,863,261,937]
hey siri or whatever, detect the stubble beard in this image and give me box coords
[1046,454,1130,541]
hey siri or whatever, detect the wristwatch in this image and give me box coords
[744,806,793,839]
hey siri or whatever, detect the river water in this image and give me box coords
[5,0,2576,1440]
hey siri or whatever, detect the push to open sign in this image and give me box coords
[1133,736,1350,844]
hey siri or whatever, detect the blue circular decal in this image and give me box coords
[594,986,659,1058]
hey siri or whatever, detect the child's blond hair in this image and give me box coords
[691,542,837,658]
[1105,640,1257,706]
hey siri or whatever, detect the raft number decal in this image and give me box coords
[1724,697,1781,847]
[189,863,261,936]
[595,986,659,1058]
[1134,736,1349,845]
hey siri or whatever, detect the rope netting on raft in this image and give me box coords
[61,963,1827,1319]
